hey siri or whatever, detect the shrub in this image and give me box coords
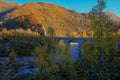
[9,50,17,61]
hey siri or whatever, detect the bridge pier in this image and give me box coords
[77,42,83,57]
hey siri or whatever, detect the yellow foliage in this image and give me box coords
[71,32,77,37]
[0,28,40,38]
[83,30,87,38]
[117,29,120,35]
[4,2,91,37]
[59,40,65,46]
[17,16,25,23]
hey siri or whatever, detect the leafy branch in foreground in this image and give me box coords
[80,0,120,80]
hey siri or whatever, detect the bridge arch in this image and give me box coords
[53,37,95,59]
[68,39,80,59]
[68,39,79,44]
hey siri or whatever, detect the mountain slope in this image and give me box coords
[0,2,20,13]
[105,12,120,22]
[0,2,21,19]
[2,2,88,37]
[0,2,119,37]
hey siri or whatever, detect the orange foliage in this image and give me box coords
[4,2,90,37]
[0,28,40,38]
[117,29,120,35]
[71,32,77,37]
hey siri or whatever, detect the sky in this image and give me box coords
[7,0,120,17]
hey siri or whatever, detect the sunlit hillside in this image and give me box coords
[0,2,91,37]
[0,2,20,13]
[0,2,120,37]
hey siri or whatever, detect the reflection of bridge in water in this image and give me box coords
[53,37,120,59]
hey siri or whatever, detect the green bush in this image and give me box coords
[9,50,17,61]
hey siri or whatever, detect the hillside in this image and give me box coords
[105,12,120,22]
[0,2,21,19]
[0,2,120,37]
[0,2,20,12]
[1,2,90,37]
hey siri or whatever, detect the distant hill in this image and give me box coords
[0,2,120,37]
[82,12,120,23]
[82,12,120,32]
[105,12,120,22]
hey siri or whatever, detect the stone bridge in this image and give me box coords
[55,37,94,44]
[53,37,94,59]
[54,37,120,45]
[52,37,120,59]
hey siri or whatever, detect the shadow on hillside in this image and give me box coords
[0,8,16,19]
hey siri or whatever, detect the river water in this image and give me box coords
[0,43,80,76]
[0,43,80,62]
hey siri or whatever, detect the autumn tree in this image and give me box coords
[47,26,55,37]
[34,37,77,80]
[71,32,77,37]
[89,0,109,62]
[82,30,87,38]
[80,0,120,79]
